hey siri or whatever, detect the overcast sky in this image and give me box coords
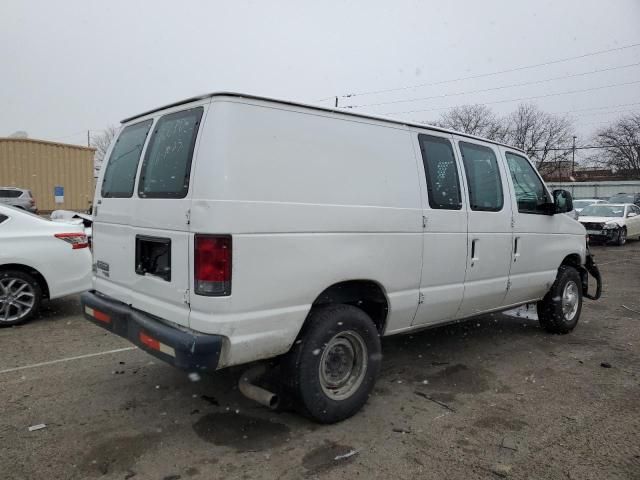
[2,0,639,150]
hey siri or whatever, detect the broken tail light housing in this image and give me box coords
[194,234,231,296]
[55,232,89,249]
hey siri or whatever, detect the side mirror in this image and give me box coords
[553,189,573,214]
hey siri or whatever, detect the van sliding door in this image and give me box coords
[411,132,468,326]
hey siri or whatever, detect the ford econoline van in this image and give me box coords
[82,93,601,423]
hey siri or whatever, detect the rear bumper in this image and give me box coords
[81,291,224,371]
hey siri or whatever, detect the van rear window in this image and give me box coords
[101,120,153,198]
[138,107,204,198]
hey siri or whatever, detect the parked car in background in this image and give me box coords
[579,203,640,246]
[0,205,91,325]
[0,187,37,213]
[81,92,602,423]
[608,192,640,207]
[573,198,608,214]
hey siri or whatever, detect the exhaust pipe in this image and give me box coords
[238,364,279,410]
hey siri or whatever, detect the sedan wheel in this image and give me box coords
[0,271,42,326]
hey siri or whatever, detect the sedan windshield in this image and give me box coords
[580,205,625,217]
[573,200,599,209]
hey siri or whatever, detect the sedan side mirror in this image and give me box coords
[552,189,573,214]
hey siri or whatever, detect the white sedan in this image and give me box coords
[578,203,640,246]
[0,205,92,325]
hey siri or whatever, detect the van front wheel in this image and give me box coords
[283,304,381,423]
[537,265,583,334]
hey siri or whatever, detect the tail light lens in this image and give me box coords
[194,235,231,296]
[55,232,89,249]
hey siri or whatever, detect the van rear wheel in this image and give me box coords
[537,265,582,334]
[283,304,381,423]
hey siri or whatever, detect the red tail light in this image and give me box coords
[194,235,231,296]
[55,232,89,249]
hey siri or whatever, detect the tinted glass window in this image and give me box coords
[101,120,153,198]
[138,107,204,198]
[505,152,550,214]
[0,190,23,198]
[418,134,462,210]
[459,142,503,211]
[0,214,8,224]
[630,205,640,214]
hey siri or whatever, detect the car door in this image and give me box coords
[500,149,568,305]
[411,131,468,326]
[454,137,513,318]
[93,102,207,328]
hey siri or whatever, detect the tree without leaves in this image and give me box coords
[435,104,508,142]
[504,103,575,173]
[91,126,118,174]
[592,113,640,176]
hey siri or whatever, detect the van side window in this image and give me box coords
[505,152,550,214]
[101,120,153,198]
[458,142,503,212]
[138,107,204,199]
[418,134,462,210]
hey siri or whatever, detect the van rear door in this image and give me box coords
[93,104,206,328]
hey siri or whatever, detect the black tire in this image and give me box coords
[614,227,627,246]
[283,304,381,424]
[537,265,582,334]
[0,270,42,326]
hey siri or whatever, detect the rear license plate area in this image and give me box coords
[135,235,171,281]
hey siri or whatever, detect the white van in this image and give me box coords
[82,93,601,423]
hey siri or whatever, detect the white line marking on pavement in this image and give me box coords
[0,347,138,375]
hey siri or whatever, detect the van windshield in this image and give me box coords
[138,107,203,198]
[101,120,153,198]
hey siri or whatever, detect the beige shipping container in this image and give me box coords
[0,138,95,213]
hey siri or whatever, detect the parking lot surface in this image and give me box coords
[2,242,639,480]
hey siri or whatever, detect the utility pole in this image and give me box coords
[335,96,338,108]
[571,135,577,176]
[87,130,91,147]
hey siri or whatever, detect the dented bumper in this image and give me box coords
[583,250,602,300]
[81,291,224,371]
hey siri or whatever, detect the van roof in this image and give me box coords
[121,91,524,152]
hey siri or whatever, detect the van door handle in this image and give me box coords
[471,239,479,266]
[513,237,520,262]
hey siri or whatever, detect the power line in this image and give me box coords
[550,101,640,115]
[318,41,640,101]
[530,144,638,152]
[386,79,640,116]
[572,108,640,119]
[342,62,640,109]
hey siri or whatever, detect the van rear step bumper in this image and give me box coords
[81,291,224,371]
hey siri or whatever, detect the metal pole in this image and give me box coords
[87,130,90,147]
[571,136,577,176]
[335,97,338,108]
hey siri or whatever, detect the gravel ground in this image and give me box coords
[1,242,639,480]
